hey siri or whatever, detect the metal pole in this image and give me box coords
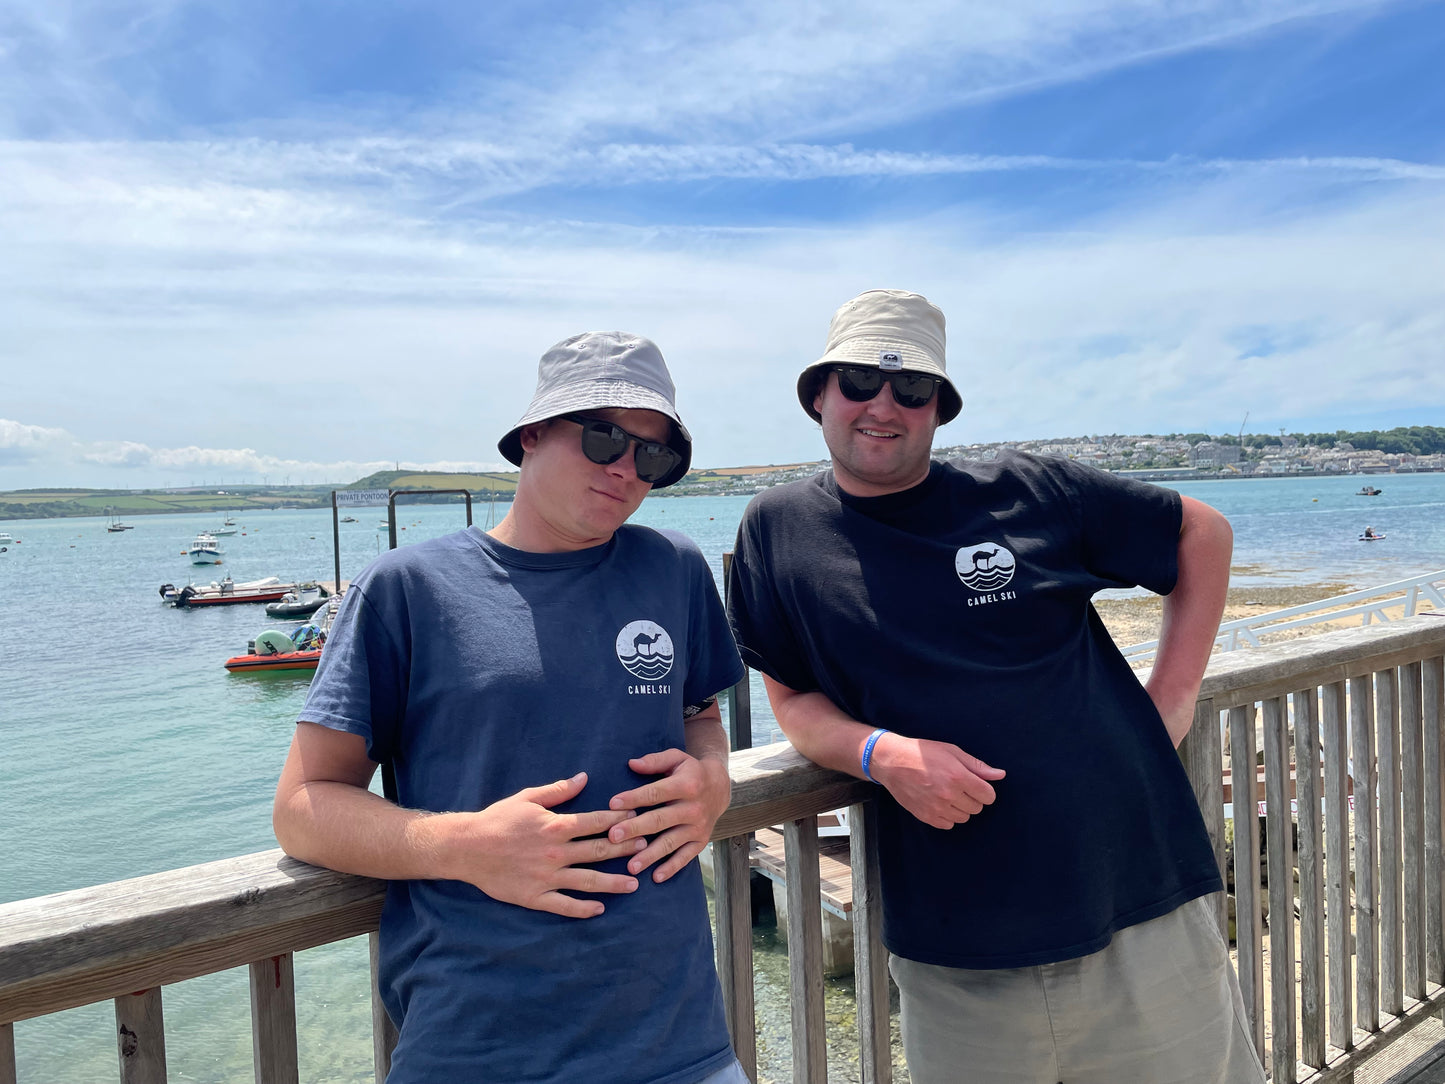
[388,493,397,551]
[331,491,341,593]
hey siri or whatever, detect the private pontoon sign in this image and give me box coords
[334,488,390,507]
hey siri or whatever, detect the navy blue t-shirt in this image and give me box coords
[300,524,744,1084]
[727,452,1223,969]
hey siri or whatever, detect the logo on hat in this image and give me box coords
[879,350,903,371]
[954,544,1016,591]
[615,620,674,681]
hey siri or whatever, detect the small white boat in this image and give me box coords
[188,533,224,564]
[210,525,237,536]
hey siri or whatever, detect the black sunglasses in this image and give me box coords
[831,365,941,410]
[558,414,683,484]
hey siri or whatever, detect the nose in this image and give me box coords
[604,446,640,481]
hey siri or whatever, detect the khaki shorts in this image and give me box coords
[889,896,1265,1084]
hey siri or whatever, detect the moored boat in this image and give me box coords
[160,576,298,607]
[188,533,224,564]
[264,585,331,618]
[224,598,339,672]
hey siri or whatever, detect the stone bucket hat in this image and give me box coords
[796,288,962,424]
[498,331,693,488]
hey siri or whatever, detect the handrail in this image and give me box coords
[1123,570,1445,660]
[5,617,1445,1084]
[0,743,865,1027]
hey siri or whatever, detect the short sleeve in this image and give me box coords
[1056,460,1182,595]
[679,543,746,704]
[298,574,409,764]
[726,501,819,693]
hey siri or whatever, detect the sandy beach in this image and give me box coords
[1094,569,1436,661]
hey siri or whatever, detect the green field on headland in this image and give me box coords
[4,425,1441,521]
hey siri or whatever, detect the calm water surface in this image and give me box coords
[3,473,1443,1081]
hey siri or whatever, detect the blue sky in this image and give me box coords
[1,0,1441,488]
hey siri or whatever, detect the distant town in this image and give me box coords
[669,426,1445,496]
[3,426,1442,519]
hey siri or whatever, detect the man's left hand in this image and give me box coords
[607,748,731,883]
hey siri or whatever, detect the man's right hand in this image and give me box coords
[438,771,646,919]
[867,734,1006,830]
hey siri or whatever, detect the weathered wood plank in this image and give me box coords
[0,852,385,1024]
[783,818,827,1084]
[1295,688,1327,1070]
[249,953,298,1084]
[115,987,166,1084]
[1351,673,1380,1033]
[1426,655,1445,986]
[1378,668,1402,1016]
[714,744,873,841]
[849,801,890,1084]
[1400,661,1425,1001]
[1231,703,1266,1060]
[368,932,396,1084]
[0,1021,15,1084]
[1189,618,1445,712]
[1297,983,1445,1084]
[1181,698,1228,937]
[1264,695,1298,1083]
[1322,680,1354,1050]
[712,835,757,1080]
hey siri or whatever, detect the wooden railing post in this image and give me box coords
[1425,654,1445,988]
[1229,703,1265,1060]
[1,1021,15,1084]
[248,953,298,1084]
[1322,679,1354,1050]
[1263,695,1297,1084]
[713,835,757,1079]
[115,988,167,1084]
[1377,667,1402,1017]
[1401,661,1426,1001]
[1350,673,1379,1033]
[368,932,398,1083]
[1294,687,1326,1071]
[849,800,890,1084]
[1180,698,1227,937]
[783,817,827,1084]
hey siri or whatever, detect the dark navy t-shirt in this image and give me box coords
[300,524,744,1084]
[727,452,1223,969]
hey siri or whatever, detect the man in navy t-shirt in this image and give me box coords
[728,290,1264,1082]
[274,332,747,1084]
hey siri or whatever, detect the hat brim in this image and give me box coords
[498,380,693,488]
[796,346,962,425]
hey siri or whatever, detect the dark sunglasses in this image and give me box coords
[831,365,941,410]
[558,414,683,484]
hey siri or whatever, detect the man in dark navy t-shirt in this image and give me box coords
[728,290,1264,1083]
[274,333,748,1084]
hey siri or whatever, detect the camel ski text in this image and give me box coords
[616,620,675,693]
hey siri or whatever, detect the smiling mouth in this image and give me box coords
[858,428,898,439]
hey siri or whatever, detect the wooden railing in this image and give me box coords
[3,615,1444,1084]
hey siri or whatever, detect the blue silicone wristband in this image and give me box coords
[861,727,889,783]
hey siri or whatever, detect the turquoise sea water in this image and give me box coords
[3,472,1444,1081]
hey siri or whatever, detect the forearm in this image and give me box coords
[1147,496,1233,745]
[682,702,730,769]
[274,774,461,882]
[762,674,876,778]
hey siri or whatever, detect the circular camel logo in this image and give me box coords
[954,543,1017,592]
[615,620,675,681]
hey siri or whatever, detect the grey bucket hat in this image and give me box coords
[796,289,962,424]
[498,331,693,488]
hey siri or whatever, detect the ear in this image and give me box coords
[812,373,828,417]
[518,420,550,454]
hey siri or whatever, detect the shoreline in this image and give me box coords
[1093,573,1423,657]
